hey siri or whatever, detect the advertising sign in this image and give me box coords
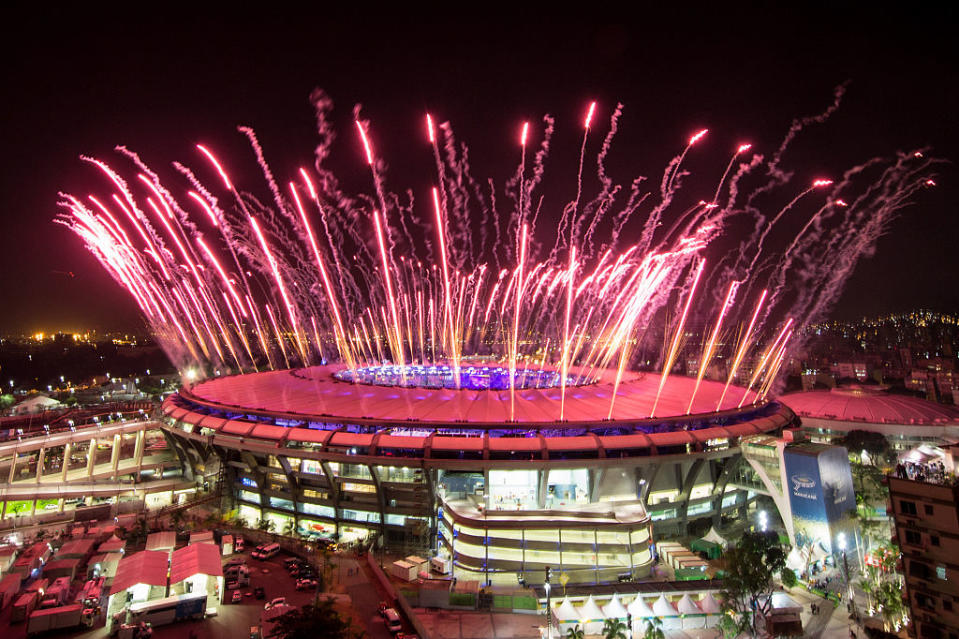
[783,443,856,553]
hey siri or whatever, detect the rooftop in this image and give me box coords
[779,388,959,425]
[180,365,760,426]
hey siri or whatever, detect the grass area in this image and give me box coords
[2,498,60,516]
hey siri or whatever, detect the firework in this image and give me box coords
[57,89,935,419]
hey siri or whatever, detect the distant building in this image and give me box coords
[10,394,62,416]
[779,387,959,453]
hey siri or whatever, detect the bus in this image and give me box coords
[126,593,207,627]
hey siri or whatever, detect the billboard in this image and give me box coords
[782,443,856,553]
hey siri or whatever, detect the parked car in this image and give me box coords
[264,597,286,611]
[383,608,403,633]
[295,578,318,590]
[253,587,266,600]
[282,558,302,569]
[232,591,243,604]
[226,580,241,590]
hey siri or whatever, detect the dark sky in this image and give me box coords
[1,5,957,334]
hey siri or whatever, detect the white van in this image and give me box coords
[383,608,403,633]
[252,542,280,560]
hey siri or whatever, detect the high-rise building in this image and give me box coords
[890,450,959,639]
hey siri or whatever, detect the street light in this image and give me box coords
[838,532,855,622]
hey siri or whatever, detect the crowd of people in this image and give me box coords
[895,459,951,484]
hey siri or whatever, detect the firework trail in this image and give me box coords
[58,89,935,418]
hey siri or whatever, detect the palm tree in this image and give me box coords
[258,517,276,535]
[602,617,628,639]
[643,616,665,639]
[565,624,585,639]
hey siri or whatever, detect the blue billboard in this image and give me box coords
[783,443,857,553]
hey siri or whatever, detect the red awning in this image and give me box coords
[376,434,427,450]
[488,437,542,452]
[431,436,484,451]
[649,431,694,446]
[328,432,374,447]
[544,436,598,451]
[221,420,255,436]
[285,428,332,445]
[250,424,288,441]
[599,433,652,450]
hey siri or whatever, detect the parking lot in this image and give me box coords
[0,531,411,639]
[6,543,405,639]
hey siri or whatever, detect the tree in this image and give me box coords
[170,509,185,532]
[566,624,585,639]
[780,567,798,589]
[643,616,665,639]
[258,518,276,534]
[842,430,891,467]
[267,597,362,639]
[720,530,789,637]
[602,618,628,639]
[715,613,742,639]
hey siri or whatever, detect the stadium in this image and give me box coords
[159,363,796,585]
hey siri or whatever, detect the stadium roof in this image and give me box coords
[779,388,959,425]
[178,365,760,426]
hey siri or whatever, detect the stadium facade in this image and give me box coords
[159,365,796,584]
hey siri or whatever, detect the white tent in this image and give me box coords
[900,444,945,464]
[677,593,705,629]
[12,394,61,415]
[702,527,727,547]
[603,594,628,621]
[653,594,681,630]
[676,594,701,615]
[553,597,580,634]
[576,595,606,635]
[627,595,655,618]
[699,592,722,614]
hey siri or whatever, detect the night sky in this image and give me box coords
[1,6,956,335]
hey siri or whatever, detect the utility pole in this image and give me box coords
[544,566,552,639]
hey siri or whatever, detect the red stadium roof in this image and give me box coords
[181,365,760,426]
[779,388,959,425]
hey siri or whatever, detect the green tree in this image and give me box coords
[565,624,585,639]
[284,518,297,537]
[258,517,276,534]
[267,597,362,639]
[842,430,891,466]
[780,567,798,589]
[643,616,665,639]
[719,530,789,637]
[715,612,744,639]
[602,617,628,639]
